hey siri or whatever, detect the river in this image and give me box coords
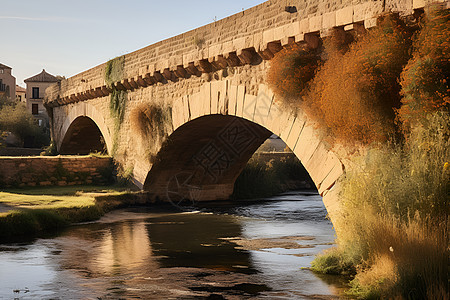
[0,191,347,299]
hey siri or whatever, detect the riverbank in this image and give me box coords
[0,185,144,241]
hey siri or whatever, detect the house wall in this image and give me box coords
[0,68,16,100]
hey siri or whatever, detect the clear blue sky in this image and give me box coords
[1,0,266,86]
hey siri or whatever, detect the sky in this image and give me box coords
[1,0,266,86]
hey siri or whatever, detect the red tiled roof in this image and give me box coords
[24,69,59,83]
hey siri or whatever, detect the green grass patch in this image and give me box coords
[2,184,130,196]
[0,185,135,240]
[310,247,357,276]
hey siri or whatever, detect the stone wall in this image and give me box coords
[0,156,113,187]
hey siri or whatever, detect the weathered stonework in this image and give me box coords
[0,156,112,187]
[44,0,448,225]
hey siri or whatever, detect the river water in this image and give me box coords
[0,191,346,299]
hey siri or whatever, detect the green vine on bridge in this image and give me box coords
[105,56,126,156]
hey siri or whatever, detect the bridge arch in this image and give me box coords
[143,81,344,219]
[56,102,113,155]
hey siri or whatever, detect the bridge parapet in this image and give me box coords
[44,0,437,107]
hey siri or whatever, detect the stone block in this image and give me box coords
[286,117,306,151]
[210,80,221,114]
[273,25,286,42]
[253,31,264,52]
[200,82,211,116]
[222,40,233,54]
[318,163,344,195]
[364,17,377,29]
[355,2,384,22]
[263,28,275,46]
[171,97,183,131]
[209,44,222,59]
[155,59,170,72]
[218,80,228,115]
[293,123,322,163]
[322,11,336,30]
[228,84,238,116]
[309,15,322,32]
[288,21,301,37]
[294,33,305,42]
[279,114,296,143]
[303,142,332,185]
[183,52,195,67]
[236,85,246,117]
[182,95,190,122]
[189,92,201,120]
[253,84,274,126]
[299,18,309,33]
[413,0,425,9]
[242,94,257,121]
[336,6,353,26]
[169,55,183,67]
[344,24,354,31]
[233,36,252,52]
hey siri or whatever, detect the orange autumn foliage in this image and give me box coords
[398,6,450,127]
[303,15,412,146]
[266,43,320,107]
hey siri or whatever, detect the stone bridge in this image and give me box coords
[45,0,434,222]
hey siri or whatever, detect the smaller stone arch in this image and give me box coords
[56,102,112,155]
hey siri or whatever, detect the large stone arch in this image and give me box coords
[55,102,113,155]
[142,80,344,222]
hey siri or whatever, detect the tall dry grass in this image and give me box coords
[325,111,449,299]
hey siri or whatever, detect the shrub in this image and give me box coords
[266,43,321,106]
[0,103,49,147]
[398,6,450,127]
[232,155,314,199]
[310,247,357,275]
[304,15,412,146]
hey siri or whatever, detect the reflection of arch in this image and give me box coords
[143,81,344,218]
[57,103,112,155]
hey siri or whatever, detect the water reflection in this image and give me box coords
[147,213,256,273]
[0,192,346,299]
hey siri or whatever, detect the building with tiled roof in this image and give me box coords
[16,85,26,103]
[0,63,16,100]
[24,69,60,130]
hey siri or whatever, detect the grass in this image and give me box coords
[2,184,129,196]
[312,111,449,299]
[0,185,133,240]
